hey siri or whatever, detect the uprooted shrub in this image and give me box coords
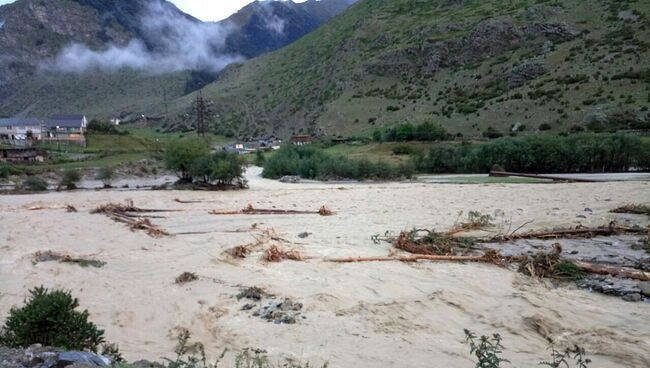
[0,286,106,351]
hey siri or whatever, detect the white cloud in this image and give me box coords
[45,2,244,74]
[170,0,308,21]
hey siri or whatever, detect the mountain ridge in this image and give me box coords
[165,0,649,138]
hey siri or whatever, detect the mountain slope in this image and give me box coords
[0,0,354,119]
[174,0,650,138]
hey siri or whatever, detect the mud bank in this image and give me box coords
[0,170,649,367]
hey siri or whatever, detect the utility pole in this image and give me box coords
[162,86,169,123]
[196,91,206,137]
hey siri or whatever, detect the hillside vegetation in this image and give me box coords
[173,0,650,139]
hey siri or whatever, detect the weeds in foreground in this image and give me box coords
[464,330,591,368]
[162,332,326,368]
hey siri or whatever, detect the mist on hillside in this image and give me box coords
[44,2,289,74]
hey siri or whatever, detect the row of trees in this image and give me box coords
[414,134,650,174]
[262,145,415,180]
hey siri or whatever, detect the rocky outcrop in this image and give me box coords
[0,345,110,368]
[366,18,578,78]
[505,59,547,89]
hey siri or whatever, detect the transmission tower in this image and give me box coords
[196,91,206,137]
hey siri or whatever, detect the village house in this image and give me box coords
[46,115,88,146]
[0,118,46,143]
[290,135,314,146]
[0,147,47,163]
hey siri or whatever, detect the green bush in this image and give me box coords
[23,176,48,192]
[96,167,115,187]
[60,169,81,190]
[0,163,24,178]
[0,286,105,351]
[164,140,210,182]
[189,152,244,185]
[87,120,124,135]
[392,145,417,155]
[382,122,450,142]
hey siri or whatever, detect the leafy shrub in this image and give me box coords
[22,176,48,192]
[392,145,417,155]
[189,152,244,185]
[0,286,105,351]
[0,163,24,178]
[539,123,552,131]
[96,167,115,187]
[164,140,210,182]
[483,127,503,139]
[382,122,450,142]
[87,120,125,135]
[60,169,81,190]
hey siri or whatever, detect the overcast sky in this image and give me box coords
[0,0,305,21]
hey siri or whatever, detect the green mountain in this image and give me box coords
[0,0,355,120]
[172,0,650,138]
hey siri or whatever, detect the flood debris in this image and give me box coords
[491,223,647,242]
[518,244,585,279]
[33,250,105,268]
[237,287,268,301]
[611,204,650,216]
[26,204,77,212]
[263,245,305,262]
[91,201,173,237]
[210,203,335,216]
[236,287,303,324]
[175,272,199,284]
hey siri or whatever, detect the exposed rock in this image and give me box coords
[279,175,301,183]
[0,346,108,368]
[525,5,561,20]
[638,282,650,297]
[618,10,640,22]
[576,275,642,298]
[367,18,578,78]
[130,361,165,368]
[526,22,579,43]
[505,60,547,89]
[622,293,642,302]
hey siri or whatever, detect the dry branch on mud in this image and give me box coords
[611,204,650,216]
[33,251,105,268]
[91,201,173,237]
[27,204,77,212]
[210,204,335,216]
[491,223,648,242]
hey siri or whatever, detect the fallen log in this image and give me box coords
[493,224,647,241]
[210,204,334,216]
[489,171,600,183]
[574,261,650,282]
[325,254,491,263]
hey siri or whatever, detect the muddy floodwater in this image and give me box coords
[1,168,649,367]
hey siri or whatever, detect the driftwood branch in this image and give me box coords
[574,261,650,282]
